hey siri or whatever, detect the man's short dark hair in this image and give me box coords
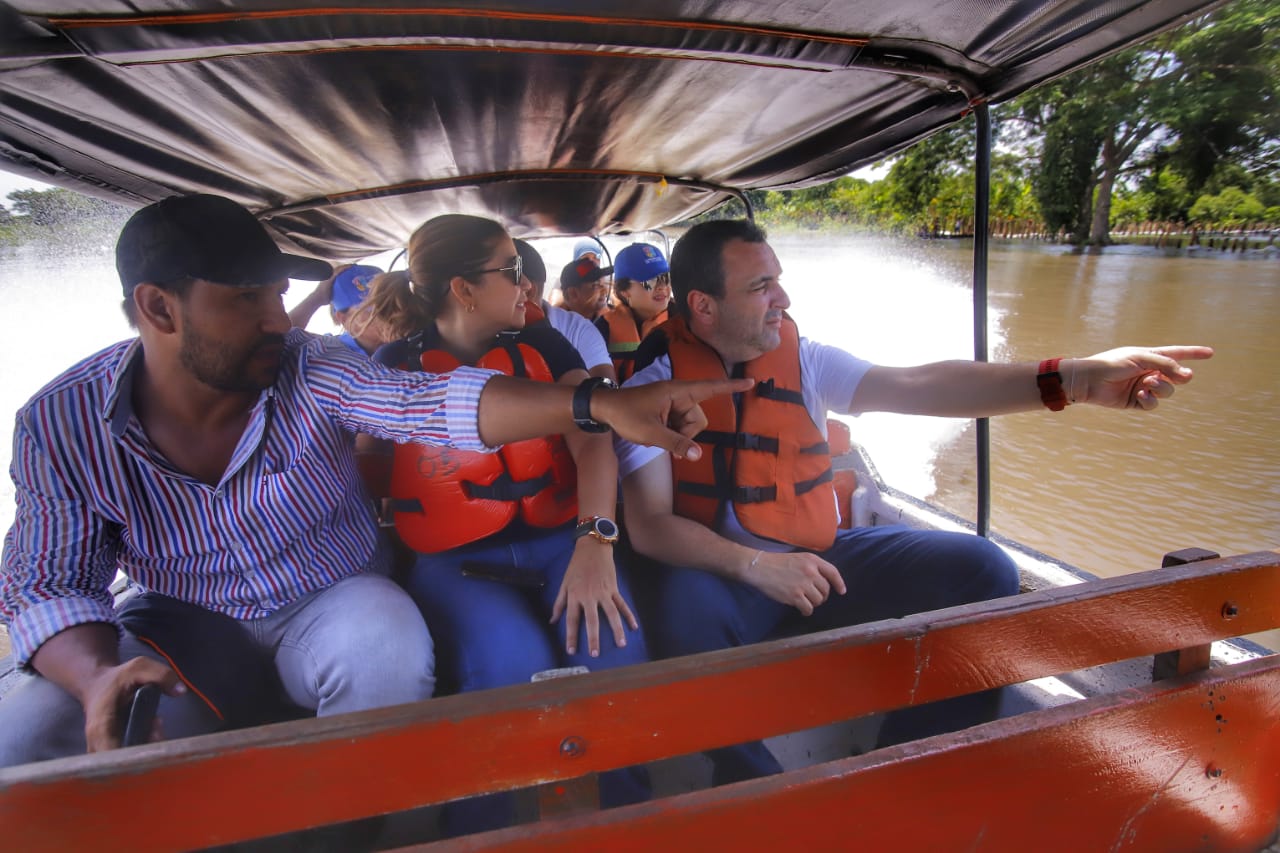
[669,219,768,318]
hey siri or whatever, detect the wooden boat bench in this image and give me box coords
[1,549,1277,851]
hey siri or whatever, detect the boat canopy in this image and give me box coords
[0,1,1228,259]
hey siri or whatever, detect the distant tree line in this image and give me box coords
[725,0,1280,245]
[0,186,130,242]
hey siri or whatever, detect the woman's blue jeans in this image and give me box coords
[404,523,650,836]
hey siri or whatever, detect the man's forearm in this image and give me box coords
[288,286,330,329]
[854,360,1041,417]
[628,511,759,581]
[29,622,121,706]
[477,375,577,447]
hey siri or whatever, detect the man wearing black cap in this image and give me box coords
[516,239,616,383]
[558,255,613,324]
[0,194,746,765]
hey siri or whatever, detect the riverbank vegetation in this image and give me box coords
[0,186,129,248]
[2,1,1275,250]
[746,0,1279,246]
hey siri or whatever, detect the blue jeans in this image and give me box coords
[648,525,1021,785]
[0,573,434,767]
[404,523,650,835]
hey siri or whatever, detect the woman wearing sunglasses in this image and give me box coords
[601,242,673,383]
[370,214,649,836]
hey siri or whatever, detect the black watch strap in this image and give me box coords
[572,377,616,433]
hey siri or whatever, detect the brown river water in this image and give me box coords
[775,232,1279,650]
[1,232,1277,652]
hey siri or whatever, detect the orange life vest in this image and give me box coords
[524,301,548,326]
[666,315,837,551]
[390,334,578,554]
[602,301,667,383]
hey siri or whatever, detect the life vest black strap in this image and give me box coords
[676,469,830,503]
[494,335,529,379]
[794,467,834,496]
[676,480,778,504]
[800,441,830,455]
[388,469,554,514]
[693,430,781,454]
[463,471,552,502]
[754,378,806,407]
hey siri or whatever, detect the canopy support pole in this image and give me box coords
[972,102,992,538]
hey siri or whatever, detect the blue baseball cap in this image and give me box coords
[573,238,604,260]
[331,264,383,311]
[614,243,669,283]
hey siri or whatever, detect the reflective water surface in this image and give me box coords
[777,233,1278,649]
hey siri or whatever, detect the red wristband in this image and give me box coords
[1037,358,1068,412]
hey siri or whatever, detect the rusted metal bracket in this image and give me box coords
[1152,547,1221,680]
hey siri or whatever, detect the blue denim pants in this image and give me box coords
[404,523,650,835]
[647,524,1021,785]
[0,573,434,767]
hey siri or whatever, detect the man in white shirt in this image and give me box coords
[617,218,1212,785]
[516,239,617,382]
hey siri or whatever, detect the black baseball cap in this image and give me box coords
[559,256,613,290]
[116,194,332,295]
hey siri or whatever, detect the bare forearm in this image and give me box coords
[564,431,619,519]
[626,509,757,581]
[853,360,1043,417]
[853,345,1211,417]
[477,375,577,446]
[30,623,121,705]
[288,286,330,329]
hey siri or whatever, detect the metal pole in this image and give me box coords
[973,103,992,538]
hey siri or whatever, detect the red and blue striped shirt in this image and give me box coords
[1,329,495,667]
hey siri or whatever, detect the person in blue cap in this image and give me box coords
[288,263,386,354]
[600,243,672,382]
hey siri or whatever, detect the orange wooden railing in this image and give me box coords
[0,550,1276,851]
[451,656,1280,852]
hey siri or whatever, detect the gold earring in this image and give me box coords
[466,303,476,313]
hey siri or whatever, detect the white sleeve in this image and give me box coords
[614,355,674,478]
[799,338,874,420]
[549,306,611,371]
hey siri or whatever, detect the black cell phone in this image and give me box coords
[122,684,161,747]
[461,560,547,588]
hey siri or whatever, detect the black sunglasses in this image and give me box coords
[470,255,524,287]
[638,272,671,292]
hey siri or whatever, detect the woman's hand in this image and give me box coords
[551,539,638,657]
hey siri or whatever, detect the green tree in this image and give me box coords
[1161,0,1280,194]
[1188,186,1267,226]
[886,123,973,223]
[1137,165,1194,223]
[1019,87,1107,240]
[7,187,126,226]
[1010,0,1279,244]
